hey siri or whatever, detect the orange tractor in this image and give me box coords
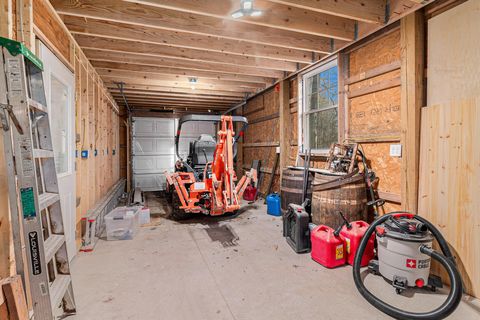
[165,115,257,219]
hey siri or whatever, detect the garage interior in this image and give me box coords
[0,0,479,319]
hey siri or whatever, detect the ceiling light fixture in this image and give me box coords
[231,0,262,19]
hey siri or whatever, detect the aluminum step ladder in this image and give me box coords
[0,37,76,319]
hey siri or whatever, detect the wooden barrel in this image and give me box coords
[311,172,367,229]
[280,168,313,212]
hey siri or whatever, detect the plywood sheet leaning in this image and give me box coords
[418,98,480,298]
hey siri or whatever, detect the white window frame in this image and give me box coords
[298,58,339,155]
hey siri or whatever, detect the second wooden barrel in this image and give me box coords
[280,168,313,212]
[311,172,367,229]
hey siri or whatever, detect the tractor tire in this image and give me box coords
[170,192,191,220]
[165,184,173,204]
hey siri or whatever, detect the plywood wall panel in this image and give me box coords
[349,30,401,77]
[348,86,401,139]
[361,143,402,195]
[242,87,281,195]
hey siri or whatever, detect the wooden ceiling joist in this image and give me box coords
[111,95,239,105]
[91,61,274,85]
[265,0,386,24]
[63,16,314,63]
[84,49,285,79]
[118,101,230,109]
[103,77,257,93]
[51,0,334,53]
[125,0,355,41]
[109,90,242,101]
[97,69,266,90]
[74,34,298,72]
[106,84,246,98]
[111,95,236,104]
[116,99,233,108]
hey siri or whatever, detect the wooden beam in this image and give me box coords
[51,0,333,53]
[102,77,257,93]
[121,102,230,110]
[243,142,280,148]
[75,34,297,72]
[347,77,401,99]
[63,15,313,63]
[112,97,238,106]
[16,0,34,50]
[400,11,425,212]
[97,69,266,90]
[0,0,13,39]
[279,79,290,181]
[346,60,402,84]
[0,276,29,320]
[114,97,233,106]
[125,0,355,41]
[106,84,246,97]
[266,0,386,24]
[84,49,285,79]
[110,91,241,102]
[91,61,273,85]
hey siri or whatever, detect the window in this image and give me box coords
[302,60,338,152]
[50,75,70,174]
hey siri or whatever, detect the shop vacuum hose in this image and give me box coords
[352,212,463,320]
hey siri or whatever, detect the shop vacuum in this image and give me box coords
[353,212,463,320]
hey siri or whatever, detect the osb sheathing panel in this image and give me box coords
[361,143,401,195]
[349,29,400,77]
[244,118,279,144]
[348,86,401,139]
[242,88,280,194]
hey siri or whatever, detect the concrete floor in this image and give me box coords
[70,192,480,320]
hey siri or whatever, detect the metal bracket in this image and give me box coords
[0,103,9,131]
[0,103,24,134]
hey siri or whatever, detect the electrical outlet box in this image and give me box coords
[81,150,89,159]
[276,146,280,154]
[390,144,402,157]
[94,149,98,157]
[112,149,116,155]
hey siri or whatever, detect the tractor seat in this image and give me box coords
[190,134,216,167]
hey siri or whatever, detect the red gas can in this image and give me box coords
[243,185,257,201]
[340,221,375,266]
[311,225,346,268]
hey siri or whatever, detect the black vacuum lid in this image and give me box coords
[382,218,433,242]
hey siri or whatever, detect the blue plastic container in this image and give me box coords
[266,193,282,216]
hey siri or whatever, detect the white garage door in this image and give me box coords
[132,117,176,191]
[132,117,216,191]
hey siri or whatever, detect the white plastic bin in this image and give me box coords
[138,207,151,226]
[105,207,140,240]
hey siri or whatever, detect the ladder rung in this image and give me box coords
[44,234,64,262]
[50,275,71,311]
[39,193,60,210]
[33,148,54,158]
[28,98,48,112]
